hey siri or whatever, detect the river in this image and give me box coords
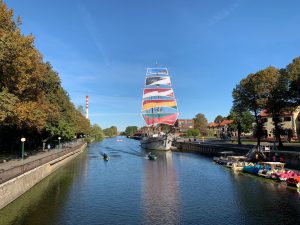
[1,137,300,225]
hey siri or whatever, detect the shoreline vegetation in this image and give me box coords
[0,1,114,156]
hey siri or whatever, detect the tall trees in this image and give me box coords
[193,113,208,135]
[286,57,300,105]
[0,1,91,152]
[89,124,104,141]
[232,67,279,146]
[214,115,224,123]
[227,108,254,145]
[125,126,138,136]
[103,126,118,137]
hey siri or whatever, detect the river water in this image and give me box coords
[1,137,300,225]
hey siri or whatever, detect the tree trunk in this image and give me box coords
[237,121,242,145]
[254,110,261,146]
[273,112,283,148]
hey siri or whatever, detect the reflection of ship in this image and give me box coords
[140,67,179,150]
[142,151,180,224]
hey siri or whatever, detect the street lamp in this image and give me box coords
[58,137,61,149]
[21,138,26,160]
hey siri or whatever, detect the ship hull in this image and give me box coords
[140,134,173,151]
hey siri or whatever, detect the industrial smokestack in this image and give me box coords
[86,95,89,119]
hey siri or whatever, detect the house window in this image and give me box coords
[284,117,291,122]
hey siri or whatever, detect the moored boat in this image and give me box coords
[225,156,249,171]
[286,176,300,188]
[257,162,285,179]
[272,170,299,181]
[213,151,235,165]
[243,163,263,175]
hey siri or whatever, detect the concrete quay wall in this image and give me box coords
[0,143,86,210]
[175,142,300,169]
[175,142,250,155]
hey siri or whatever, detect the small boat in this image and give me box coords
[243,163,264,175]
[147,152,157,160]
[272,170,299,181]
[103,153,109,161]
[213,151,235,165]
[225,156,248,171]
[116,139,123,142]
[286,176,300,188]
[257,162,285,178]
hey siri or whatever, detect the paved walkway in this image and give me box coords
[0,149,57,172]
[0,148,70,172]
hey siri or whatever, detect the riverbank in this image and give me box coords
[0,142,87,210]
[175,141,300,169]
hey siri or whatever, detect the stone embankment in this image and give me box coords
[0,142,87,210]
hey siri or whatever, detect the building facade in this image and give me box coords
[207,120,234,138]
[259,106,300,140]
[175,119,194,132]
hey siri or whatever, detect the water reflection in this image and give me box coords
[0,152,88,225]
[142,151,181,225]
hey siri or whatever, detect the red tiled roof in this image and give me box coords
[207,122,219,128]
[259,109,293,117]
[219,120,234,126]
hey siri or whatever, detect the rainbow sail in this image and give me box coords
[142,113,179,126]
[143,88,174,98]
[142,99,177,111]
[141,67,179,126]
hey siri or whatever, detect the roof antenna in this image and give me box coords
[155,60,158,68]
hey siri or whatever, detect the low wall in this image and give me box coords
[175,142,250,155]
[0,143,86,210]
[175,142,300,169]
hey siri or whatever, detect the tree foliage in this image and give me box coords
[89,124,104,141]
[186,129,200,137]
[232,67,279,145]
[125,126,138,136]
[193,113,208,134]
[214,115,223,123]
[103,126,118,137]
[0,1,91,152]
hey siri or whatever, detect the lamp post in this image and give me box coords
[58,137,61,149]
[21,138,26,160]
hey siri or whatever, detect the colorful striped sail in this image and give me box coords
[142,99,177,111]
[146,68,168,75]
[145,76,171,86]
[143,88,174,98]
[142,113,179,126]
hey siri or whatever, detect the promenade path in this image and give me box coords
[0,149,61,172]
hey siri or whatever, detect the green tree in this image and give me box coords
[286,56,300,105]
[193,113,208,135]
[103,126,118,137]
[0,1,92,152]
[265,70,291,147]
[89,124,104,141]
[125,126,138,136]
[232,67,279,146]
[228,108,254,145]
[186,129,200,137]
[214,115,223,123]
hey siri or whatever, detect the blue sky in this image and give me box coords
[7,0,300,131]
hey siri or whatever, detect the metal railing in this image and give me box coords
[0,139,86,185]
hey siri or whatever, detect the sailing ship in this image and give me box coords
[140,67,179,150]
